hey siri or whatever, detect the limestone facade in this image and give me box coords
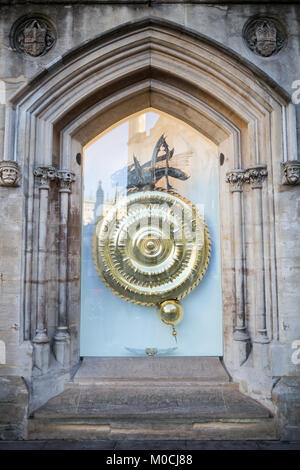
[0,1,299,440]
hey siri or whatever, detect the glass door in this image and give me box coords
[80,110,222,357]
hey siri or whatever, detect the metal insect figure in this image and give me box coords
[127,134,189,190]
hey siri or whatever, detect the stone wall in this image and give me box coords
[0,377,28,440]
[0,1,299,440]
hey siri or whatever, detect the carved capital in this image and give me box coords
[281,161,300,186]
[57,169,76,193]
[34,166,57,189]
[226,169,246,192]
[245,165,268,189]
[0,160,20,187]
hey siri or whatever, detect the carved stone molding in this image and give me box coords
[244,163,269,344]
[0,160,20,187]
[226,165,268,189]
[243,17,286,57]
[226,167,250,365]
[281,161,300,186]
[245,165,268,189]
[226,169,246,192]
[54,169,75,366]
[226,164,269,348]
[34,166,57,188]
[34,167,76,191]
[10,15,56,57]
[33,166,76,366]
[57,169,76,192]
[32,328,50,345]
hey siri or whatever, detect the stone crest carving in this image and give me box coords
[226,166,268,190]
[281,161,300,185]
[226,169,246,192]
[10,16,56,57]
[245,165,268,188]
[57,169,76,192]
[34,166,57,188]
[0,161,20,187]
[34,166,76,190]
[243,18,285,57]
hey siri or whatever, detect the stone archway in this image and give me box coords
[5,17,297,413]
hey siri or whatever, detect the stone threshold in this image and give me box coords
[73,356,230,382]
[27,357,277,440]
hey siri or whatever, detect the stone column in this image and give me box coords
[32,166,57,372]
[226,169,250,366]
[245,165,269,344]
[53,169,76,366]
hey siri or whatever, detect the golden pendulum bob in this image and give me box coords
[158,300,183,342]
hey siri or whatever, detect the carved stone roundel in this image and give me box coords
[10,15,56,57]
[93,189,211,306]
[243,17,286,57]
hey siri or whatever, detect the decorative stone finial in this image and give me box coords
[243,17,285,57]
[281,161,300,185]
[0,160,20,187]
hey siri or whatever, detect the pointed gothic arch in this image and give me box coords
[5,17,297,409]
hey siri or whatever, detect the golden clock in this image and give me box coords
[93,135,211,337]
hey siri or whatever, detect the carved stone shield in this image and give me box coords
[23,20,47,57]
[10,16,56,57]
[255,20,277,57]
[243,17,286,57]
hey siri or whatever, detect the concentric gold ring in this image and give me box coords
[93,188,211,306]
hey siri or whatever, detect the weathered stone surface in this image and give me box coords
[27,382,276,440]
[272,377,300,441]
[32,383,271,419]
[74,357,229,382]
[0,377,29,440]
[0,1,299,442]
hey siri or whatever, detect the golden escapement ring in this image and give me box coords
[93,188,211,306]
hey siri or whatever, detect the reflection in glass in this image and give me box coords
[80,110,222,357]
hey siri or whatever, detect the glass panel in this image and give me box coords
[80,110,222,356]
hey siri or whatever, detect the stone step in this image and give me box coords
[72,356,230,383]
[28,418,277,441]
[28,383,278,440]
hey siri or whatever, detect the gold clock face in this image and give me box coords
[93,188,211,306]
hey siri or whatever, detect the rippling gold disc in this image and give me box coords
[93,188,211,306]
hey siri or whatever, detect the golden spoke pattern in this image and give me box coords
[93,189,211,306]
